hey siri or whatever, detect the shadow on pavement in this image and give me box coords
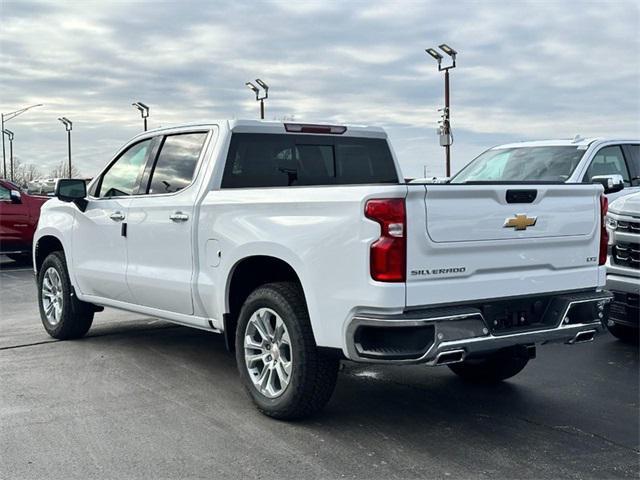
[0,254,33,270]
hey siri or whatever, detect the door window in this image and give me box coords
[0,185,10,201]
[146,132,207,194]
[97,140,152,197]
[583,146,631,186]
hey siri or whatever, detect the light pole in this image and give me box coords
[2,129,14,181]
[1,103,43,179]
[58,117,73,178]
[132,102,150,131]
[246,79,269,119]
[426,44,457,177]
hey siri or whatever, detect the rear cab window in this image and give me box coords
[221,133,399,188]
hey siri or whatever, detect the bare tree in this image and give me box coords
[48,162,82,179]
[11,158,43,188]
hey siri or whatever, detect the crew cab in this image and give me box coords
[606,192,640,343]
[0,179,49,261]
[34,121,615,419]
[450,137,639,201]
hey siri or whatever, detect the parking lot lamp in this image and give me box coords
[246,79,269,119]
[58,117,73,178]
[2,129,14,181]
[425,44,457,177]
[1,103,43,179]
[132,102,150,131]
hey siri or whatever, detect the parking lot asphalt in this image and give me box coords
[1,256,638,480]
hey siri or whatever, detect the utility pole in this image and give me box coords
[426,44,458,177]
[3,130,14,181]
[58,117,73,178]
[1,104,43,179]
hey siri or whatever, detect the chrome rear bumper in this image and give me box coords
[346,290,613,365]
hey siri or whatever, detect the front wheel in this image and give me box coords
[448,345,530,383]
[235,282,339,420]
[37,251,94,339]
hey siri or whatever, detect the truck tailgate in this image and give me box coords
[405,183,604,308]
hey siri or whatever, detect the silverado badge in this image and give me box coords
[503,214,537,231]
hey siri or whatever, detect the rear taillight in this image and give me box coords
[599,195,609,265]
[365,198,406,282]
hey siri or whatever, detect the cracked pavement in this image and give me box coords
[1,257,638,479]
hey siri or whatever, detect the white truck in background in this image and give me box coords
[449,137,640,201]
[605,192,640,343]
[34,120,616,419]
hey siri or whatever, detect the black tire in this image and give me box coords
[37,251,94,339]
[235,282,339,420]
[448,345,530,384]
[608,323,639,344]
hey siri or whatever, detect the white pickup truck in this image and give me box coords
[35,120,615,419]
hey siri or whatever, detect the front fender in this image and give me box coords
[33,201,77,284]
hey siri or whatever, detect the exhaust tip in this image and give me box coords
[435,349,465,365]
[567,329,596,345]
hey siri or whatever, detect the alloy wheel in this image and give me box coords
[243,307,293,398]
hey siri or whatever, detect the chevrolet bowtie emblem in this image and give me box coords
[504,214,537,230]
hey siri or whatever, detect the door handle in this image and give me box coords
[169,212,189,222]
[110,211,125,222]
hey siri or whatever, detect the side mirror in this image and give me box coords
[10,190,22,204]
[55,179,88,212]
[591,174,624,195]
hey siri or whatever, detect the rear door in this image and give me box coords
[405,183,603,307]
[125,130,210,315]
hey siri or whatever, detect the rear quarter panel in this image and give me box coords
[195,185,408,349]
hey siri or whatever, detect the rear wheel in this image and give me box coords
[448,346,530,383]
[235,282,339,420]
[608,323,639,344]
[37,251,94,339]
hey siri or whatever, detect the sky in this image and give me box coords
[1,0,639,179]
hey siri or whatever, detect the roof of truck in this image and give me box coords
[492,137,638,149]
[135,120,388,139]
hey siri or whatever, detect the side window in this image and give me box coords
[98,140,151,197]
[584,146,631,186]
[146,132,207,194]
[624,144,640,186]
[0,185,10,201]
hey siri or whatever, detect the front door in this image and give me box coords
[72,139,152,301]
[125,131,209,315]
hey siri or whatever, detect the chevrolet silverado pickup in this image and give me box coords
[34,121,615,419]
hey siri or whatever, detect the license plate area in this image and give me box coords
[482,295,555,335]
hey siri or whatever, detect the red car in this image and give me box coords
[0,179,49,261]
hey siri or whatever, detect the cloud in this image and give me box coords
[0,0,638,180]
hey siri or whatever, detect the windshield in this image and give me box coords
[450,146,585,183]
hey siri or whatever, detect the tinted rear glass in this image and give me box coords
[221,133,398,188]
